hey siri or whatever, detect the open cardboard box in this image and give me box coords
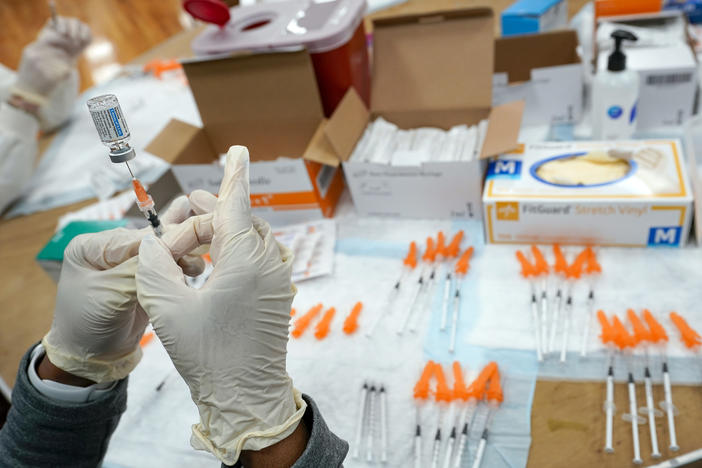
[302,8,524,219]
[493,29,583,125]
[141,49,345,226]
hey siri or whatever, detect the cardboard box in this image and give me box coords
[143,50,345,227]
[501,0,568,37]
[483,140,694,247]
[301,8,524,220]
[596,11,699,130]
[493,30,583,125]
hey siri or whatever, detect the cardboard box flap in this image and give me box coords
[182,50,324,161]
[495,30,580,83]
[303,88,370,166]
[303,120,342,167]
[145,119,216,164]
[324,88,370,162]
[371,8,494,114]
[480,100,524,159]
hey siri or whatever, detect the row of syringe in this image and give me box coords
[413,361,503,468]
[349,117,489,165]
[516,245,601,363]
[366,231,475,354]
[352,382,389,464]
[598,309,700,464]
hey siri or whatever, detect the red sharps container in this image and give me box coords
[190,0,370,117]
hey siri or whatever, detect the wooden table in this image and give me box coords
[4,0,700,466]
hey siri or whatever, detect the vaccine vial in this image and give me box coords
[86,94,136,163]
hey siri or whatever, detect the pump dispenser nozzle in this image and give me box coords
[608,30,638,72]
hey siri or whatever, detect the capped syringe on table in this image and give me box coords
[367,241,418,337]
[86,94,163,237]
[449,246,474,353]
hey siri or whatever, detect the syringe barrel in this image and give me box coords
[87,94,135,163]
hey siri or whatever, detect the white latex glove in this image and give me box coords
[136,146,305,465]
[13,17,91,102]
[42,195,207,383]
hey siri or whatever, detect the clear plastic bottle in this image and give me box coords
[592,30,639,140]
[86,94,136,162]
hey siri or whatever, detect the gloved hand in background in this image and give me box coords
[11,16,91,131]
[42,195,210,384]
[14,17,91,100]
[136,146,306,466]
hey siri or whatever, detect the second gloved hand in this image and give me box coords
[136,146,305,465]
[42,196,209,384]
[14,17,91,101]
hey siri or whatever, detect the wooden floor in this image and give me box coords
[0,0,191,91]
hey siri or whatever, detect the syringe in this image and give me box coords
[132,178,163,237]
[48,0,58,26]
[471,368,504,468]
[87,94,163,238]
[642,310,678,452]
[598,310,617,454]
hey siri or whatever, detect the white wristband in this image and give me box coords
[28,344,116,403]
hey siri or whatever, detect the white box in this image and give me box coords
[343,161,484,218]
[166,158,338,227]
[483,140,693,247]
[596,12,698,130]
[494,30,582,125]
[309,9,524,221]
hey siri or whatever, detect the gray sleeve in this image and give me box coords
[226,394,349,467]
[0,345,128,467]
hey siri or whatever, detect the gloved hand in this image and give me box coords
[13,17,91,102]
[42,195,209,384]
[136,146,305,465]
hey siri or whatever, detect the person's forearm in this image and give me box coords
[239,419,310,467]
[0,345,127,467]
[225,395,348,468]
[37,353,95,386]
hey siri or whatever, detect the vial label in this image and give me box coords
[90,106,130,143]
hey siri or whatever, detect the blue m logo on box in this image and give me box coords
[487,159,522,179]
[647,226,682,246]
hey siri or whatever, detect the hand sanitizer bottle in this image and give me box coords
[592,30,639,140]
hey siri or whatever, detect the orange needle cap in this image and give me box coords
[598,310,616,345]
[452,361,470,401]
[423,237,437,263]
[627,309,651,344]
[643,309,668,343]
[467,362,497,400]
[486,367,504,403]
[516,251,536,278]
[434,364,453,403]
[670,312,702,349]
[553,244,568,275]
[404,241,418,269]
[314,307,336,340]
[446,231,465,258]
[531,245,549,275]
[342,302,363,335]
[291,303,323,338]
[436,231,447,258]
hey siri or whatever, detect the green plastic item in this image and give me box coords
[36,220,127,261]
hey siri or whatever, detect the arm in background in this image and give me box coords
[0,16,91,213]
